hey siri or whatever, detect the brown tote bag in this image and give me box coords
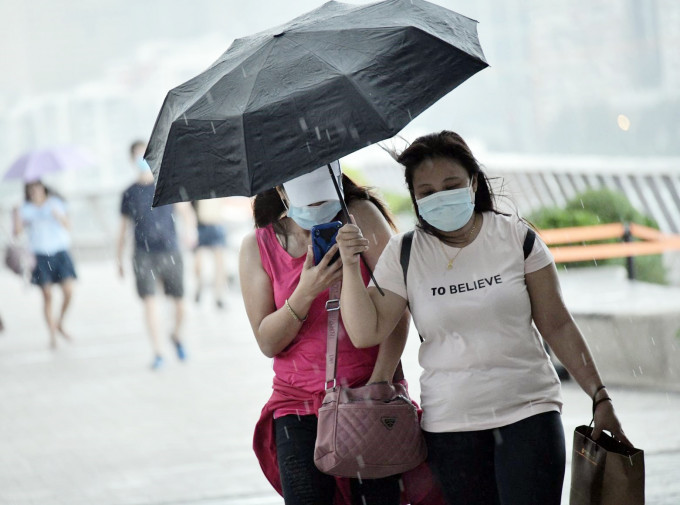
[570,425,645,505]
[313,283,427,479]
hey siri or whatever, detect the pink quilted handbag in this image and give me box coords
[314,381,427,479]
[313,282,427,479]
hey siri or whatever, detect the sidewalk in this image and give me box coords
[1,259,679,505]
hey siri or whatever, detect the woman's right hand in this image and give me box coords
[296,244,343,299]
[336,221,369,267]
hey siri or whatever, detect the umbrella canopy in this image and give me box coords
[3,146,94,182]
[147,0,488,207]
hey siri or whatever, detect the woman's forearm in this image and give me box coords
[368,311,409,383]
[255,288,316,358]
[340,261,382,348]
[544,319,605,398]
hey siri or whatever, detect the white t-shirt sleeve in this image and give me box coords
[369,234,408,300]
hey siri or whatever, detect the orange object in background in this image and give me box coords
[537,223,680,263]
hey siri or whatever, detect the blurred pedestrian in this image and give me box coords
[191,198,228,309]
[12,180,77,349]
[117,140,192,370]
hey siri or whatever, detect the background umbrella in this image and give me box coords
[3,145,94,182]
[146,0,488,207]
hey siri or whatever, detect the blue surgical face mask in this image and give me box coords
[287,200,342,230]
[416,184,475,232]
[135,156,151,173]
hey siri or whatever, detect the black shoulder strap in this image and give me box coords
[400,230,415,288]
[399,231,423,343]
[523,228,536,260]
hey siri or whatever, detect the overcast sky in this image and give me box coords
[0,0,477,98]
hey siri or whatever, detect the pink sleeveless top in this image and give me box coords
[255,224,379,417]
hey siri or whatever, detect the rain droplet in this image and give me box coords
[206,91,214,103]
[306,142,311,153]
[209,190,216,199]
[170,255,175,265]
[356,454,365,468]
[651,337,656,346]
[492,429,503,445]
[581,352,587,366]
[407,108,412,120]
[356,471,363,484]
[349,125,360,140]
[211,122,216,134]
[638,365,643,375]
[580,199,584,209]
[398,478,404,492]
[372,233,377,244]
[361,496,367,505]
[326,129,331,141]
[47,261,53,271]
[183,114,188,125]
[179,186,189,202]
[299,117,308,131]
[632,368,637,378]
[150,269,156,281]
[315,126,321,140]
[241,66,247,78]
[284,426,290,439]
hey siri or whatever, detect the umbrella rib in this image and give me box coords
[243,40,279,193]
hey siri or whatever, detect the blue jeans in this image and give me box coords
[274,414,401,505]
[424,411,565,505]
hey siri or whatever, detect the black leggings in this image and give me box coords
[274,414,401,505]
[424,411,565,505]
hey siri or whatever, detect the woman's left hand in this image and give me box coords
[592,400,633,446]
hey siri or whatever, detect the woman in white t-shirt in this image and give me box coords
[336,131,631,505]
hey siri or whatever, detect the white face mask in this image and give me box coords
[286,200,342,230]
[416,183,475,232]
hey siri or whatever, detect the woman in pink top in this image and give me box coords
[239,162,411,505]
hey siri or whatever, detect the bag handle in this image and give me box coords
[324,281,405,390]
[324,281,342,389]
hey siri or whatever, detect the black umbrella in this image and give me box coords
[147,0,488,207]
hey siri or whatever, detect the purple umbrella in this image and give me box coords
[3,146,94,182]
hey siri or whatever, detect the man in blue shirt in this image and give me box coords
[117,140,193,370]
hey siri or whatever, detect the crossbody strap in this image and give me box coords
[325,281,342,389]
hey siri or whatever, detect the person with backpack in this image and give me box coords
[335,131,631,505]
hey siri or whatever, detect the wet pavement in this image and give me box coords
[1,258,679,504]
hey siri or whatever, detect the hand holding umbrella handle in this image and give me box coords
[327,164,385,297]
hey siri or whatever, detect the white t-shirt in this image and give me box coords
[371,212,562,432]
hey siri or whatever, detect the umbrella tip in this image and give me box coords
[273,31,285,38]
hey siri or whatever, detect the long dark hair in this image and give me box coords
[252,174,396,246]
[397,130,502,240]
[24,180,63,203]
